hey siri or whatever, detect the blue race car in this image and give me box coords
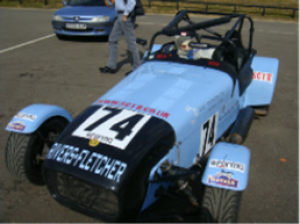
[52,0,117,39]
[5,10,279,222]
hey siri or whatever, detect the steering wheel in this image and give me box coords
[160,42,177,53]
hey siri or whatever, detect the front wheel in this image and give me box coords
[5,118,69,185]
[200,186,242,223]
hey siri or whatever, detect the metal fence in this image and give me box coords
[147,0,299,18]
[14,0,299,19]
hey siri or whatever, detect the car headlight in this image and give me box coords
[53,15,63,21]
[90,16,110,22]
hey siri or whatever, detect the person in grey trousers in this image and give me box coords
[100,0,141,74]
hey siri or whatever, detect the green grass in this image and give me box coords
[0,0,298,21]
[144,0,299,21]
[0,0,65,8]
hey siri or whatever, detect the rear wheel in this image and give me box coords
[200,186,242,223]
[5,118,69,185]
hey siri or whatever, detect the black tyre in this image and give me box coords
[5,117,69,185]
[200,186,242,223]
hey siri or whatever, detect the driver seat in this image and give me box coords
[212,30,247,70]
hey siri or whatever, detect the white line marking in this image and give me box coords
[0,34,55,54]
[138,22,167,26]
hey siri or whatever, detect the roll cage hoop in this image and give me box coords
[146,10,256,71]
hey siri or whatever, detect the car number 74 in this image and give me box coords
[72,106,151,150]
[199,112,218,157]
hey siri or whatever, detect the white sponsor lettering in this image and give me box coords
[15,112,37,122]
[47,143,127,182]
[209,159,245,173]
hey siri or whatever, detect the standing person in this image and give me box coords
[100,0,141,74]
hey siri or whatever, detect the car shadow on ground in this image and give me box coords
[57,35,109,42]
[116,49,145,73]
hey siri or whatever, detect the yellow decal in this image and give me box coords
[89,138,99,147]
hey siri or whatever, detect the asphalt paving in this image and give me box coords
[0,7,298,223]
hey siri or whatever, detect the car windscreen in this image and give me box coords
[68,0,107,6]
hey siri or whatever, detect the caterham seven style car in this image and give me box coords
[5,10,279,222]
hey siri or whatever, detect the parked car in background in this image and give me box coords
[52,0,117,39]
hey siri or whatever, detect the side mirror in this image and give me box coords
[62,0,67,5]
[136,38,147,46]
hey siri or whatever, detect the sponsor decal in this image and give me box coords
[208,61,220,67]
[87,132,113,145]
[72,106,151,150]
[89,138,100,147]
[209,159,244,173]
[97,99,170,119]
[47,143,127,183]
[156,54,169,59]
[14,112,37,122]
[7,121,26,131]
[206,92,224,110]
[218,101,239,124]
[185,92,224,125]
[208,172,238,188]
[253,71,273,82]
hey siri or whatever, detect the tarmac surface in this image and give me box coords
[0,8,298,223]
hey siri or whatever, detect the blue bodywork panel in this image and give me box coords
[201,142,251,191]
[5,104,72,134]
[142,44,163,59]
[244,56,279,107]
[93,61,235,150]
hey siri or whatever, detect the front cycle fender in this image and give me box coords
[5,104,73,134]
[201,142,251,191]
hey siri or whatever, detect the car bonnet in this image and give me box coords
[43,103,176,191]
[94,61,235,142]
[55,6,114,16]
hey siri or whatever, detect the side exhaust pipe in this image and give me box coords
[227,107,255,144]
[254,106,269,116]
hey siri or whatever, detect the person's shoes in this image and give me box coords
[99,66,117,74]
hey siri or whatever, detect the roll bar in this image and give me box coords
[161,16,232,36]
[147,10,255,62]
[162,10,232,36]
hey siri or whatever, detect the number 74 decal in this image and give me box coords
[72,107,151,150]
[199,113,218,157]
